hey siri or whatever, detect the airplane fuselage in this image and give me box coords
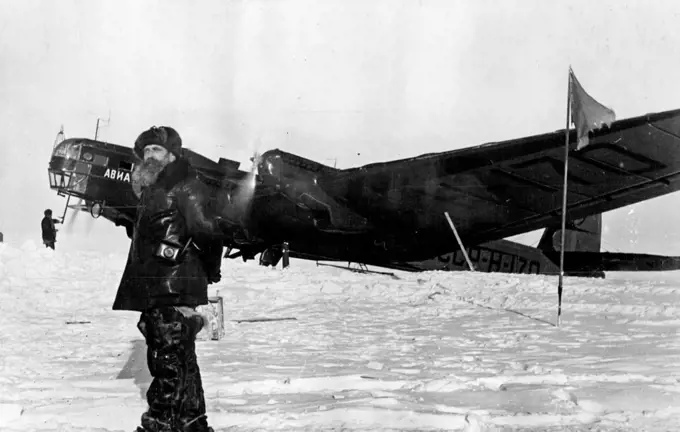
[48,116,680,278]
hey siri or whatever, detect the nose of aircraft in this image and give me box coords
[51,138,82,161]
[48,139,85,191]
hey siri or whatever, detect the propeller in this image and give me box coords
[230,150,261,220]
[228,136,265,221]
[62,198,86,232]
[61,197,79,226]
[60,197,95,237]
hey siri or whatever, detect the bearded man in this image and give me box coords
[113,126,223,432]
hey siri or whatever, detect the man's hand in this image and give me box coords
[208,271,221,284]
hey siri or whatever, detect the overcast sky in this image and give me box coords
[2,0,680,255]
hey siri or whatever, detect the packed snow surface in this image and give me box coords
[1,240,680,431]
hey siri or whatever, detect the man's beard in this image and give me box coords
[131,156,172,197]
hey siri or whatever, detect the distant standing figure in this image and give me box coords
[41,209,59,249]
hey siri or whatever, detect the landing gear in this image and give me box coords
[259,247,283,267]
[224,247,257,262]
[223,243,291,269]
[282,242,290,268]
[259,242,290,268]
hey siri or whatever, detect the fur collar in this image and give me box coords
[154,157,192,191]
[132,157,193,198]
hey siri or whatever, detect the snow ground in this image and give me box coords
[1,241,680,431]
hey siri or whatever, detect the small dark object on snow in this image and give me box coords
[233,317,297,323]
[315,262,400,279]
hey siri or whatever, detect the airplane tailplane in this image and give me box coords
[538,214,602,253]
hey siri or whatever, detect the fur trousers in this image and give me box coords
[135,306,212,432]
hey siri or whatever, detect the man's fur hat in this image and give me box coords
[134,126,182,159]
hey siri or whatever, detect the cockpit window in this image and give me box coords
[53,140,82,160]
[119,160,133,171]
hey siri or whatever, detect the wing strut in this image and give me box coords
[444,212,475,271]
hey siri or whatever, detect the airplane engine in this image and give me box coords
[257,149,336,183]
[257,149,371,233]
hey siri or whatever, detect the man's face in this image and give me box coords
[130,144,178,195]
[143,144,175,165]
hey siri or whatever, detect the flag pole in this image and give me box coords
[558,68,572,327]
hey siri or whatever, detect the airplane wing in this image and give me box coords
[319,108,680,244]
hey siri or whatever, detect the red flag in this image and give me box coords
[569,68,616,150]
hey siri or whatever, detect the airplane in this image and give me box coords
[47,108,680,278]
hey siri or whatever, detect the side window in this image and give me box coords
[119,160,134,171]
[81,148,108,166]
[93,154,109,166]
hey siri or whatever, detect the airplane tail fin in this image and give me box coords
[539,213,680,276]
[537,214,602,253]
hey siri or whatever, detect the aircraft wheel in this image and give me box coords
[259,248,283,267]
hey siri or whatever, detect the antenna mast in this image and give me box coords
[94,110,112,140]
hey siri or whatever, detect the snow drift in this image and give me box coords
[1,241,680,431]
